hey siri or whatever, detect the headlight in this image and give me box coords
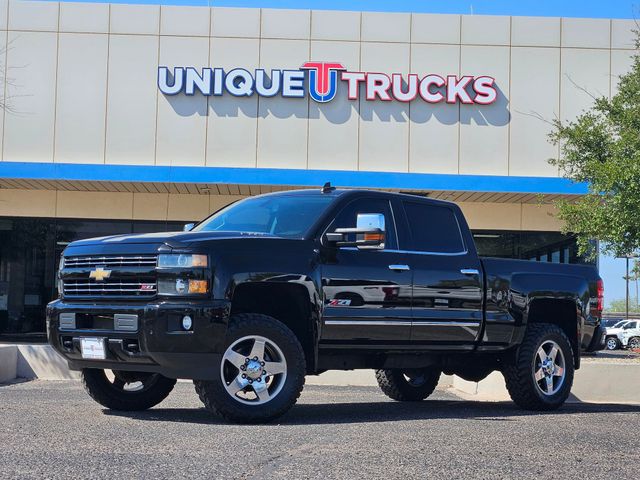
[157,254,209,295]
[157,278,208,295]
[57,257,64,297]
[158,254,208,268]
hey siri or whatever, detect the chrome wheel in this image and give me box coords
[629,337,640,350]
[106,370,155,393]
[402,370,428,387]
[220,335,287,405]
[533,340,566,396]
[606,337,619,350]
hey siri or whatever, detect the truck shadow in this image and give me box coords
[103,399,640,426]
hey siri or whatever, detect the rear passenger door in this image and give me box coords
[398,200,483,348]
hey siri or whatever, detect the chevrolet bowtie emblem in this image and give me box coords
[89,267,111,282]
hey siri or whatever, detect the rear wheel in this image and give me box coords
[503,323,574,411]
[375,367,441,401]
[605,336,620,350]
[194,313,306,423]
[628,337,640,350]
[81,369,176,411]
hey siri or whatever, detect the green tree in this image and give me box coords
[608,297,640,314]
[549,34,640,258]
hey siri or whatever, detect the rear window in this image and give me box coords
[402,202,465,253]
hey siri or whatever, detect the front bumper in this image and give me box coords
[47,298,231,380]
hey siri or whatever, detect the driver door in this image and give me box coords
[319,197,413,345]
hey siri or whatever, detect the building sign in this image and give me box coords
[158,61,497,105]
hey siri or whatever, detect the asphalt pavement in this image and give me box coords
[0,380,638,479]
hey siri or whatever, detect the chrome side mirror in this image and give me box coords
[325,213,386,250]
[183,223,195,232]
[355,213,385,250]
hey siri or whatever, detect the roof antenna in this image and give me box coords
[321,182,336,193]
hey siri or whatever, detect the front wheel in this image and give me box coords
[81,369,176,411]
[605,336,620,350]
[503,323,574,411]
[375,367,441,401]
[194,313,306,423]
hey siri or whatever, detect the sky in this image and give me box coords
[53,0,636,306]
[50,0,639,19]
[600,254,638,310]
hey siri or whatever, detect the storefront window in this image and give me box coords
[0,218,183,341]
[472,230,595,265]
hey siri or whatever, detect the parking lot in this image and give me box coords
[1,380,638,479]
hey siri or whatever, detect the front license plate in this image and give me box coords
[80,337,107,360]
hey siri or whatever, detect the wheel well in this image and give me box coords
[230,282,316,372]
[527,298,579,366]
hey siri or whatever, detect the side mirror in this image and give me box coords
[183,223,195,232]
[325,213,386,250]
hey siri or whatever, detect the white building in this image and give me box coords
[0,0,635,338]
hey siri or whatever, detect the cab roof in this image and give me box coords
[261,187,456,206]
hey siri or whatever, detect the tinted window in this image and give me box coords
[330,198,397,249]
[471,230,594,265]
[194,194,334,238]
[402,202,464,253]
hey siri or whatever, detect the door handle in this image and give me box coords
[460,268,480,275]
[389,264,410,271]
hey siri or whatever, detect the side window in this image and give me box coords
[330,198,398,250]
[402,201,465,253]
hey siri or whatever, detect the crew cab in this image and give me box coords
[48,187,605,422]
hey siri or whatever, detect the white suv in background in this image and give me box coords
[604,320,631,350]
[617,320,640,350]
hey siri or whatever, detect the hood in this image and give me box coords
[68,230,281,249]
[605,327,625,334]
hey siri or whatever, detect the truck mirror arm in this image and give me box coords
[324,227,384,248]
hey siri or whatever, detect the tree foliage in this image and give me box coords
[549,34,640,258]
[607,298,640,314]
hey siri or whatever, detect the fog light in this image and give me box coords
[188,279,208,294]
[175,279,187,294]
[182,315,193,331]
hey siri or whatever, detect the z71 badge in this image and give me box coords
[329,299,352,306]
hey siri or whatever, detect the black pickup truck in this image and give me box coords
[48,187,605,423]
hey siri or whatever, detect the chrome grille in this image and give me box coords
[62,280,157,297]
[64,255,157,268]
[62,254,158,298]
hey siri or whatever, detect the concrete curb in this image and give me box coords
[0,344,79,383]
[2,344,638,405]
[0,345,18,383]
[306,370,454,389]
[451,363,640,404]
[16,344,80,380]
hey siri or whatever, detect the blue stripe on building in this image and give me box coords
[0,161,588,195]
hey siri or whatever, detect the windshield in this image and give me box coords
[192,194,335,238]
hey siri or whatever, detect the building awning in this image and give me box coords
[0,161,587,204]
